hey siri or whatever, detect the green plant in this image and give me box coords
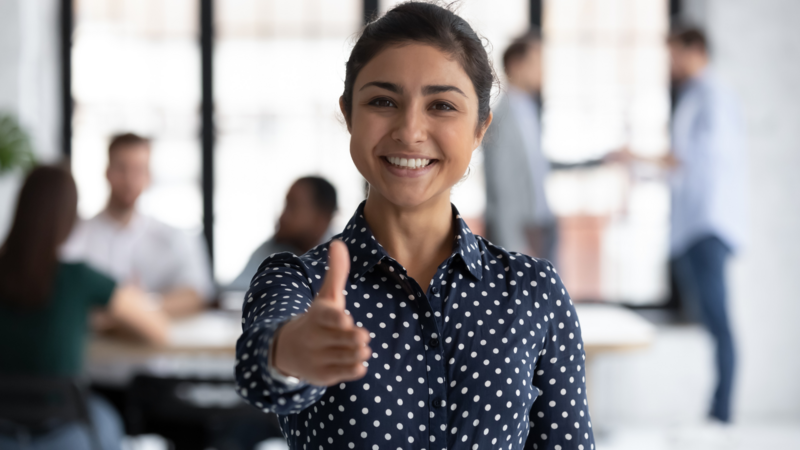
[0,113,36,174]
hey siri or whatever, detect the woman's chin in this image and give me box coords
[369,184,447,210]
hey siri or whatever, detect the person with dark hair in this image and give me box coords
[61,133,214,318]
[0,165,169,449]
[227,176,338,291]
[234,3,593,449]
[667,26,746,424]
[483,29,557,261]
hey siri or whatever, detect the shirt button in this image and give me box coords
[433,398,446,408]
[429,338,439,348]
[431,287,439,294]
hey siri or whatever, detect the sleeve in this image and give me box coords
[77,263,117,308]
[526,262,595,450]
[234,251,327,415]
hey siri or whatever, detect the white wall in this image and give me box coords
[0,0,62,240]
[707,0,800,421]
[591,0,800,425]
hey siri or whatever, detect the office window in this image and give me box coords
[68,0,671,304]
[214,0,363,283]
[543,0,671,304]
[71,0,203,232]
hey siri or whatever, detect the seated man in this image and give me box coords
[227,176,337,291]
[62,133,214,317]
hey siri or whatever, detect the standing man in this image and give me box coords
[667,27,747,423]
[62,133,215,317]
[483,30,557,261]
[227,176,337,291]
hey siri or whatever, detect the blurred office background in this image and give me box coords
[0,0,798,448]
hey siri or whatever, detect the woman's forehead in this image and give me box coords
[354,43,475,97]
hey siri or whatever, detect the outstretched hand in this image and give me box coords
[272,240,372,386]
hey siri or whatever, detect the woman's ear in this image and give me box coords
[339,96,352,133]
[474,111,493,148]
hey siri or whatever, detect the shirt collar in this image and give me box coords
[338,201,484,282]
[679,66,712,96]
[98,208,146,231]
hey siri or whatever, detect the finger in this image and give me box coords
[316,240,350,310]
[319,363,368,385]
[314,303,354,330]
[316,345,372,365]
[311,327,371,348]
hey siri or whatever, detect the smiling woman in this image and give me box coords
[234,3,595,450]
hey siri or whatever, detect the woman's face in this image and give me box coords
[343,43,491,209]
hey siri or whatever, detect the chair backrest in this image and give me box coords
[0,375,100,449]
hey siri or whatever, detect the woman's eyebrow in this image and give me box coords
[359,81,467,98]
[359,81,403,93]
[422,85,467,97]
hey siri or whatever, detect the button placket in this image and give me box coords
[418,272,451,447]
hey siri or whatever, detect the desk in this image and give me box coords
[575,303,656,354]
[87,310,240,386]
[88,303,655,385]
[574,302,656,425]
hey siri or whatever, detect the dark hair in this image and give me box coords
[502,28,541,75]
[296,176,338,216]
[109,132,150,159]
[0,165,78,308]
[342,1,495,129]
[669,26,708,53]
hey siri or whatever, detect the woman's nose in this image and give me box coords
[391,106,427,146]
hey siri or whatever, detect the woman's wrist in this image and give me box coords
[270,317,302,380]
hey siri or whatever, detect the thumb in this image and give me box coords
[316,240,350,310]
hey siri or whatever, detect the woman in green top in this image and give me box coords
[0,165,169,449]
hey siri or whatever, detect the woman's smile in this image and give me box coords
[380,154,439,178]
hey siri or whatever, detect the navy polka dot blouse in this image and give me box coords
[235,202,595,450]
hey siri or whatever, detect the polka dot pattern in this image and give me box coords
[235,202,595,449]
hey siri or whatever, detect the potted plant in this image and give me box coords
[0,113,36,174]
[0,113,36,238]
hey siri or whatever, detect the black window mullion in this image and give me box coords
[363,0,378,24]
[61,0,73,158]
[200,0,215,271]
[530,0,542,28]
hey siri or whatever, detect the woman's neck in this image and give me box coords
[363,190,455,291]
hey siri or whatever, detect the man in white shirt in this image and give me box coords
[62,133,214,317]
[483,30,557,260]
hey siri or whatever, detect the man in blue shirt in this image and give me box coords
[668,27,747,423]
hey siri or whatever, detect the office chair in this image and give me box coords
[126,375,282,450]
[0,375,102,450]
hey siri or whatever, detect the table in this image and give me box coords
[87,310,241,386]
[88,302,656,385]
[575,303,656,355]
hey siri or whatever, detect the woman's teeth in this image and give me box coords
[386,156,432,169]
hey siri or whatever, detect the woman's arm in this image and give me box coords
[235,251,322,415]
[527,263,595,450]
[107,285,170,346]
[234,243,371,415]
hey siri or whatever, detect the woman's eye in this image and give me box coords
[370,98,396,108]
[431,102,455,111]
